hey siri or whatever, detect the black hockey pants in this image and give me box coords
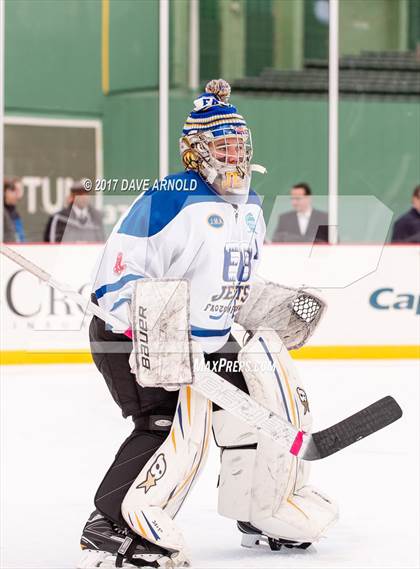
[89,298,248,525]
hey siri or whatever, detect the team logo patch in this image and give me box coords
[113,252,126,275]
[296,387,310,415]
[245,212,256,232]
[207,214,224,228]
[136,454,167,493]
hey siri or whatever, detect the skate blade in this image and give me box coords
[240,533,311,553]
[77,550,111,568]
[76,549,140,569]
[241,533,268,549]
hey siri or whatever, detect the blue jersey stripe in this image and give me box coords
[110,297,130,312]
[191,326,231,338]
[95,274,143,299]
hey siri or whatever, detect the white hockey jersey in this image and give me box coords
[93,170,266,353]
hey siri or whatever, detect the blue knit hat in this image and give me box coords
[182,79,248,138]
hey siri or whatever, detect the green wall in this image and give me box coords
[339,0,403,55]
[409,0,420,49]
[108,0,158,93]
[5,0,159,115]
[305,0,411,60]
[5,0,103,115]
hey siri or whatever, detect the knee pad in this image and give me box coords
[214,330,338,543]
[122,386,212,554]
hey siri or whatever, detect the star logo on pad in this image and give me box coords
[136,453,167,494]
[137,471,157,493]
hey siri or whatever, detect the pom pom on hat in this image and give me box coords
[182,78,247,136]
[204,79,231,103]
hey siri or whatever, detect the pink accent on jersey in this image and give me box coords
[113,252,126,275]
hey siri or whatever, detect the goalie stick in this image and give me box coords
[0,243,402,460]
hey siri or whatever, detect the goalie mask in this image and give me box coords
[180,79,265,202]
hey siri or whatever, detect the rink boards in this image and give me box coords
[1,243,419,363]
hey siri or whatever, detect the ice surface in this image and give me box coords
[1,360,419,568]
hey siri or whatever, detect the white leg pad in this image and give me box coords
[215,329,338,543]
[218,446,256,521]
[253,486,338,542]
[122,385,212,561]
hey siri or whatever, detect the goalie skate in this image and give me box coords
[237,522,311,552]
[78,510,188,568]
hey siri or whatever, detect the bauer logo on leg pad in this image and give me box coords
[136,305,150,370]
[136,454,167,493]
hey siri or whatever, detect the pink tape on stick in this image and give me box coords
[290,431,304,456]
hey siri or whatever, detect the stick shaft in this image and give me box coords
[0,243,124,330]
[1,243,50,281]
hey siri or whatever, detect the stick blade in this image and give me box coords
[309,396,403,460]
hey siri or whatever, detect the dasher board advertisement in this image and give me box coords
[1,244,418,361]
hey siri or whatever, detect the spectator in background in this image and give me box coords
[391,185,420,243]
[3,177,26,243]
[272,182,329,243]
[44,180,104,243]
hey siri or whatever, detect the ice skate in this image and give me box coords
[78,510,182,568]
[237,521,312,552]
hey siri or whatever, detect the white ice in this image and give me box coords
[1,360,419,568]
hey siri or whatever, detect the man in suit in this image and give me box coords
[44,180,105,243]
[391,185,420,243]
[272,182,329,243]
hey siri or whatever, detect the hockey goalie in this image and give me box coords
[78,79,338,568]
